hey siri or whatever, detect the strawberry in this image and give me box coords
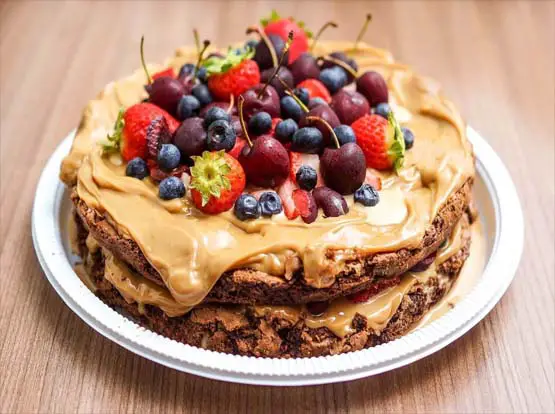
[292,189,318,224]
[289,152,324,187]
[364,169,382,190]
[277,177,299,219]
[145,116,172,159]
[270,117,282,136]
[296,79,331,103]
[152,67,175,80]
[190,151,246,214]
[347,276,401,304]
[261,10,310,64]
[149,164,190,183]
[229,136,247,159]
[351,113,405,170]
[102,103,179,161]
[204,48,260,101]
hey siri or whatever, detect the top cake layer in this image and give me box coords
[60,41,475,311]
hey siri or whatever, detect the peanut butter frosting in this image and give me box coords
[60,41,475,310]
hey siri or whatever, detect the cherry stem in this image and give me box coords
[226,94,235,114]
[193,29,201,56]
[194,40,210,76]
[305,116,340,149]
[246,26,278,68]
[310,21,338,53]
[277,76,309,113]
[238,96,253,148]
[354,13,372,50]
[140,35,152,84]
[257,30,294,99]
[317,55,358,78]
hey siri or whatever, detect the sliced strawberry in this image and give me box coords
[150,165,189,183]
[152,67,175,80]
[292,189,318,224]
[364,169,382,190]
[270,117,282,136]
[145,116,172,160]
[347,276,401,303]
[277,177,299,220]
[297,79,332,103]
[289,152,324,187]
[229,137,247,159]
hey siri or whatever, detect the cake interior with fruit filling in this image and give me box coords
[61,12,486,358]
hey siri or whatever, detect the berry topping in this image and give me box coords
[149,164,189,183]
[261,10,310,63]
[308,97,328,109]
[330,89,370,125]
[292,189,318,224]
[280,95,303,122]
[173,117,207,158]
[248,111,272,135]
[297,79,331,103]
[234,194,261,220]
[313,187,349,217]
[228,136,247,159]
[203,106,232,128]
[351,113,405,170]
[157,143,181,171]
[177,95,201,120]
[334,125,356,145]
[289,152,323,187]
[277,177,300,219]
[191,84,213,106]
[410,251,437,272]
[159,176,186,200]
[125,157,149,180]
[240,84,281,120]
[179,63,196,79]
[354,184,380,207]
[319,66,348,94]
[203,47,260,100]
[295,165,317,191]
[206,120,236,151]
[364,169,383,190]
[293,87,310,106]
[260,66,294,97]
[253,32,289,71]
[145,116,172,159]
[289,53,321,84]
[291,127,323,154]
[320,52,358,82]
[259,191,283,216]
[152,68,175,80]
[190,151,246,214]
[356,71,389,106]
[299,105,340,146]
[200,101,237,117]
[275,119,298,143]
[402,126,415,149]
[373,102,391,119]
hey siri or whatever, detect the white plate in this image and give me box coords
[32,127,523,386]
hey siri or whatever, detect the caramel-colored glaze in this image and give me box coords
[61,41,475,309]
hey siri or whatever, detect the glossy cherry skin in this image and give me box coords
[240,84,281,121]
[320,143,366,194]
[238,135,290,187]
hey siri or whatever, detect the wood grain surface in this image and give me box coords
[1,1,554,412]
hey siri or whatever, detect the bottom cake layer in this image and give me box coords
[75,214,474,358]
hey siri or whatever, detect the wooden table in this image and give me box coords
[1,1,553,412]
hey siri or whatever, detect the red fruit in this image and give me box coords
[190,151,246,214]
[296,79,332,103]
[261,11,309,64]
[270,117,282,136]
[351,114,405,170]
[229,137,247,159]
[292,189,318,224]
[347,276,401,304]
[277,177,299,219]
[102,103,179,161]
[152,67,175,80]
[205,49,261,101]
[364,169,382,190]
[356,71,389,106]
[145,116,172,159]
[149,164,189,183]
[289,152,324,187]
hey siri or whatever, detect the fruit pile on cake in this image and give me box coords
[61,12,476,358]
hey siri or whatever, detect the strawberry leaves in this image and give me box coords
[102,107,125,154]
[189,151,231,206]
[202,47,255,75]
[387,111,406,171]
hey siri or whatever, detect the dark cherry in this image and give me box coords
[239,135,290,187]
[320,51,358,82]
[239,84,281,120]
[172,117,207,159]
[320,142,366,194]
[145,76,186,115]
[200,101,236,117]
[299,105,340,147]
[231,116,243,137]
[254,34,289,71]
[289,52,320,84]
[312,187,349,217]
[330,89,370,125]
[261,66,294,97]
[356,71,389,106]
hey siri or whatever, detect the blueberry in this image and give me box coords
[234,194,261,220]
[177,95,200,120]
[354,184,380,207]
[157,144,181,170]
[192,84,213,106]
[203,106,231,128]
[248,111,272,135]
[280,95,303,122]
[319,67,347,94]
[159,176,186,200]
[308,97,328,109]
[334,125,356,145]
[402,126,415,149]
[206,120,236,151]
[291,127,323,154]
[245,39,258,51]
[178,63,195,78]
[275,119,298,143]
[294,87,310,106]
[196,67,208,83]
[259,191,282,216]
[374,102,391,119]
[125,157,149,179]
[296,165,317,191]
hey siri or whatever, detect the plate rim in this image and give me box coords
[32,126,524,386]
